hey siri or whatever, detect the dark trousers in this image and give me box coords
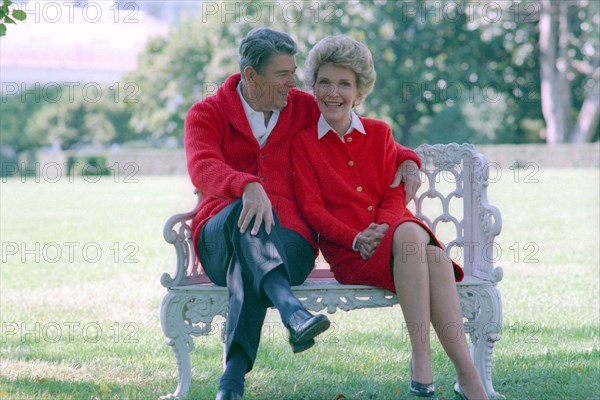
[198,200,315,370]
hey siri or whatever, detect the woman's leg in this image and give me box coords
[391,222,433,384]
[426,246,488,399]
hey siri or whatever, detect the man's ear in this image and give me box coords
[243,66,256,83]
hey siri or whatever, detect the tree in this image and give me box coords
[24,84,135,150]
[0,88,46,153]
[305,0,544,145]
[539,0,599,143]
[272,0,546,145]
[0,0,26,36]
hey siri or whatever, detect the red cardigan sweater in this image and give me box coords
[292,117,464,284]
[184,73,320,249]
[185,73,421,252]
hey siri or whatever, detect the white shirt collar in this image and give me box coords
[236,81,280,148]
[317,111,366,140]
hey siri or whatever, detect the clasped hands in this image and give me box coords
[356,160,420,259]
[355,223,389,260]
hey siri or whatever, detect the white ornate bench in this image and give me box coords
[160,143,503,399]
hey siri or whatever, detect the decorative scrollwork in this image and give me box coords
[458,290,482,323]
[416,142,476,169]
[184,292,229,336]
[294,287,398,314]
[161,192,203,288]
[457,282,503,398]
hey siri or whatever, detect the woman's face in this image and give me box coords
[315,63,363,133]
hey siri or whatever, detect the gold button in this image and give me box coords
[261,154,265,160]
[367,205,373,211]
[348,160,354,167]
[260,176,265,181]
[356,186,362,192]
[346,137,353,143]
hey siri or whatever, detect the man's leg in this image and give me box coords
[258,227,315,324]
[216,201,315,330]
[218,257,265,397]
[199,202,267,397]
[276,228,315,286]
[216,223,318,394]
[198,200,326,396]
[199,201,271,366]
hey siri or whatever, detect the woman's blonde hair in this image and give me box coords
[304,35,376,98]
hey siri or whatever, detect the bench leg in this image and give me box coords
[459,284,503,399]
[160,292,194,400]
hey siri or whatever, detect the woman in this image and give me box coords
[291,35,489,400]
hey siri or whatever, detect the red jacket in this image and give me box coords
[292,117,415,251]
[184,73,321,249]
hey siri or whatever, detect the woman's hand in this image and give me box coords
[356,223,389,259]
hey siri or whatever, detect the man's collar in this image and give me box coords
[237,81,260,116]
[317,112,366,140]
[236,81,282,115]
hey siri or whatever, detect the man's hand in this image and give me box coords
[390,160,421,204]
[356,223,389,260]
[238,182,274,235]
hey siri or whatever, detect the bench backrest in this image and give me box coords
[161,143,502,288]
[414,143,502,281]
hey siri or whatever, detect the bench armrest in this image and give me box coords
[160,190,204,288]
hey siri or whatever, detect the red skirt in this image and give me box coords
[323,218,464,293]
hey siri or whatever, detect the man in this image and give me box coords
[184,27,421,400]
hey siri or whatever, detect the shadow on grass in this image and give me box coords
[0,375,224,400]
[0,338,224,399]
[1,376,142,399]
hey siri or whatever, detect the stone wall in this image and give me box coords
[106,148,189,175]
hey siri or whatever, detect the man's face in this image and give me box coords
[246,54,297,112]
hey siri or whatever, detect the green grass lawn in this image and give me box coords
[1,168,599,399]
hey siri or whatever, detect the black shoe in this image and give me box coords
[290,338,315,354]
[409,359,435,398]
[454,382,470,400]
[286,309,330,345]
[215,389,242,400]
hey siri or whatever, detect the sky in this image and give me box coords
[0,1,170,85]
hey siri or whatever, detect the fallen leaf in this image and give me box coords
[98,384,112,395]
[333,395,347,399]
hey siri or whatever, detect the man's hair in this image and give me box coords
[238,27,297,78]
[303,35,376,98]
